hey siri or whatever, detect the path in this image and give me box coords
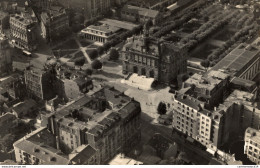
[73,34,92,64]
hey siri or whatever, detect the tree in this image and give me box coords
[97,46,104,55]
[109,48,120,61]
[200,59,210,71]
[91,60,103,70]
[157,102,167,115]
[88,49,98,60]
[74,57,85,68]
[85,68,93,76]
[0,134,15,152]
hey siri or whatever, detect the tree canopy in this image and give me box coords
[109,48,120,61]
[91,60,103,70]
[157,102,167,115]
[74,57,85,67]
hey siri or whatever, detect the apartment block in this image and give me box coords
[14,86,141,165]
[244,127,260,165]
[41,6,69,42]
[9,13,37,51]
[171,92,241,151]
[183,70,230,109]
[24,66,55,100]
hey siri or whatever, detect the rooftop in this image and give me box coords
[14,127,69,165]
[211,43,260,77]
[224,90,255,107]
[99,18,138,31]
[109,154,143,165]
[122,5,159,18]
[10,13,34,26]
[245,127,260,143]
[12,99,37,115]
[84,24,121,34]
[70,145,96,164]
[185,70,229,92]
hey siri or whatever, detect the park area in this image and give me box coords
[154,0,259,69]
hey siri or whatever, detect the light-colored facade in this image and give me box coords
[244,127,260,165]
[9,13,37,51]
[81,24,120,44]
[171,92,241,150]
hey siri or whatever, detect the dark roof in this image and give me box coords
[70,145,96,164]
[175,94,203,111]
[212,43,260,77]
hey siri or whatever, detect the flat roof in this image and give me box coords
[122,5,159,18]
[211,43,260,76]
[85,24,121,33]
[99,18,138,31]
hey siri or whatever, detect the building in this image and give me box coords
[108,153,143,165]
[0,112,18,137]
[57,0,111,18]
[224,90,260,132]
[0,36,12,77]
[24,66,55,100]
[12,99,37,118]
[40,6,69,42]
[212,43,260,81]
[14,86,141,165]
[171,92,241,151]
[13,127,70,165]
[121,33,187,84]
[10,13,37,51]
[183,70,230,109]
[121,5,162,25]
[0,11,9,33]
[0,74,26,100]
[244,127,260,165]
[80,24,121,44]
[63,77,93,100]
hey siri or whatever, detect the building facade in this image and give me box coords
[10,13,37,51]
[183,70,230,109]
[24,67,55,100]
[14,86,142,165]
[244,127,260,165]
[121,5,162,25]
[0,36,12,76]
[41,6,69,42]
[80,24,120,44]
[171,92,241,151]
[122,34,187,84]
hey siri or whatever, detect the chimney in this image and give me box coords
[214,107,217,111]
[56,136,60,150]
